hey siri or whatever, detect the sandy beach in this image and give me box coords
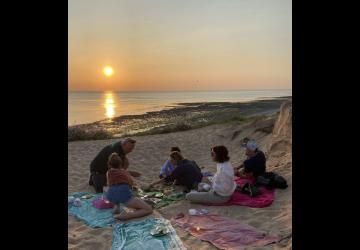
[68,100,292,250]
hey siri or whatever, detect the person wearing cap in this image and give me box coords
[235,140,266,179]
[89,138,141,193]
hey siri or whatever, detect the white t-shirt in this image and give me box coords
[211,161,236,196]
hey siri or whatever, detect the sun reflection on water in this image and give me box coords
[104,92,116,119]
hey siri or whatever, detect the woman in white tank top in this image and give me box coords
[186,146,236,204]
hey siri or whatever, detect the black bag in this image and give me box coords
[256,172,288,190]
[236,183,262,197]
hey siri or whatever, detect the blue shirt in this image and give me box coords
[160,159,175,177]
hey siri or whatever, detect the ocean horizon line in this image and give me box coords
[69,89,292,93]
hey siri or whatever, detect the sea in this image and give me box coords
[68,89,292,126]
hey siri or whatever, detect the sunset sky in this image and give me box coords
[69,0,291,92]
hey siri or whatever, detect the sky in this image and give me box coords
[69,0,292,92]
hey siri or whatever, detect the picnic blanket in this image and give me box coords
[172,213,279,250]
[112,218,186,250]
[136,190,185,209]
[68,192,115,228]
[207,178,275,208]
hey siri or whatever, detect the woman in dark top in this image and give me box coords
[148,151,202,192]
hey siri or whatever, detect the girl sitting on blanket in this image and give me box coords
[106,153,153,220]
[186,146,236,204]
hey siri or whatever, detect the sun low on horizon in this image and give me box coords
[69,0,292,92]
[103,66,114,77]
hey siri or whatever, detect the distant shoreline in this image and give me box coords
[69,89,292,93]
[69,96,292,127]
[68,96,291,141]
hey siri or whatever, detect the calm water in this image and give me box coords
[68,90,292,125]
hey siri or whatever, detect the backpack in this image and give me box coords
[256,172,288,190]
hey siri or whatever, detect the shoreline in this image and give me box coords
[68,96,291,141]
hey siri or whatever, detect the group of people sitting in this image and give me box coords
[88,137,267,220]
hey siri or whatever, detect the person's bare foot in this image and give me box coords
[113,205,121,214]
[113,207,121,214]
[114,211,127,220]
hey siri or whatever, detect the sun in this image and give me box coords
[103,66,114,77]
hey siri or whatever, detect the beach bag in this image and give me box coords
[257,172,288,190]
[92,196,114,209]
[237,183,262,197]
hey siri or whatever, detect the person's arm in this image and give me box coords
[128,170,141,177]
[234,163,244,170]
[122,156,141,177]
[167,165,181,182]
[201,176,212,184]
[123,157,129,169]
[239,162,254,179]
[148,177,166,188]
[238,170,253,179]
[106,171,109,186]
[129,176,135,187]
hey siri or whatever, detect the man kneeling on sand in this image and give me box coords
[89,138,141,193]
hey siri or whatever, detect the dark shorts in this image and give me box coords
[106,184,133,205]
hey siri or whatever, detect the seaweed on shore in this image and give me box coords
[68,127,113,141]
[68,97,291,141]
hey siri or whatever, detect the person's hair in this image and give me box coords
[171,147,181,152]
[211,145,230,163]
[123,138,136,144]
[170,151,184,163]
[107,153,123,169]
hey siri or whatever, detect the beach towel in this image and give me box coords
[172,213,279,250]
[207,178,275,208]
[68,192,115,228]
[112,218,186,250]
